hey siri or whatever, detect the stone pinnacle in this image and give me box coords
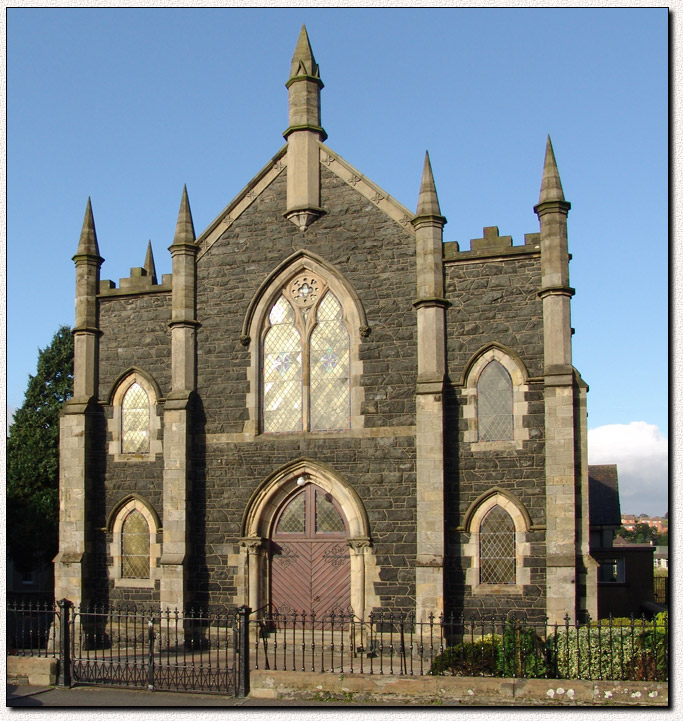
[76,197,101,256]
[289,24,320,80]
[538,135,566,204]
[416,151,443,217]
[172,185,196,245]
[144,240,157,284]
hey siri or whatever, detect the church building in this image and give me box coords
[55,27,597,625]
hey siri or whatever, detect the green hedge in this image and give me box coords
[429,615,668,681]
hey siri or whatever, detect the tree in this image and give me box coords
[618,523,663,545]
[7,326,73,571]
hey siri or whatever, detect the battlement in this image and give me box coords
[444,227,541,262]
[99,268,172,296]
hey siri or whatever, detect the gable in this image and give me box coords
[196,142,416,261]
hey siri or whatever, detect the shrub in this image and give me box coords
[430,636,499,676]
[495,621,548,678]
[548,615,668,681]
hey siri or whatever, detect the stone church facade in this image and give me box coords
[55,27,597,624]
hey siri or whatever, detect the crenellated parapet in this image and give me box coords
[100,241,171,296]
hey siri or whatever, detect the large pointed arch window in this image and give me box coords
[262,276,350,433]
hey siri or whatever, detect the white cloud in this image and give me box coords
[588,422,668,517]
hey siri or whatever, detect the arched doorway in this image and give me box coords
[270,483,351,616]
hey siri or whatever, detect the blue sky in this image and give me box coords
[6,8,668,514]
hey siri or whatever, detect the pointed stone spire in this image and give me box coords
[76,197,100,256]
[284,26,326,231]
[144,240,157,284]
[172,185,196,246]
[538,135,566,204]
[416,151,443,217]
[289,25,321,81]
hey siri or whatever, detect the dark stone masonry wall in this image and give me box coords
[195,167,417,434]
[190,435,417,610]
[97,293,172,400]
[443,252,547,618]
[94,293,171,604]
[192,166,419,609]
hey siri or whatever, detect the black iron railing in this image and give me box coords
[7,600,250,696]
[253,610,669,682]
[7,600,61,659]
[7,603,669,691]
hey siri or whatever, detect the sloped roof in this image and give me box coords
[589,464,621,527]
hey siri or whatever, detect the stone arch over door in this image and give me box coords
[241,459,372,619]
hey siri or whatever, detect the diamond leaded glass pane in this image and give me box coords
[263,297,303,432]
[315,490,345,533]
[122,382,149,453]
[479,505,515,584]
[122,510,150,579]
[477,361,513,441]
[310,293,350,431]
[276,492,305,534]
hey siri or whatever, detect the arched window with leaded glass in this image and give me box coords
[479,504,516,585]
[107,496,161,588]
[263,297,303,433]
[310,293,350,431]
[477,360,513,441]
[262,279,350,433]
[121,509,151,579]
[121,382,150,453]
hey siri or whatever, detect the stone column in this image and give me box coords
[240,537,266,614]
[411,153,448,623]
[54,199,103,606]
[347,537,371,621]
[534,137,582,624]
[575,376,598,620]
[160,187,198,613]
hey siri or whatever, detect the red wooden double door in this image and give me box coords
[270,483,351,617]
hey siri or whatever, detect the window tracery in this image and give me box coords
[262,277,350,433]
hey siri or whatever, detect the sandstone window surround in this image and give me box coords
[106,496,162,589]
[107,369,163,461]
[242,252,367,436]
[462,490,532,596]
[462,345,530,451]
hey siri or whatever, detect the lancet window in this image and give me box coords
[477,360,514,442]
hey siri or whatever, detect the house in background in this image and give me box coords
[589,465,655,617]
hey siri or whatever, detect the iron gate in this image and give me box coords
[68,604,249,696]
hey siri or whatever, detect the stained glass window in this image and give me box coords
[121,510,150,579]
[263,297,303,432]
[262,284,351,433]
[477,361,513,441]
[479,505,515,584]
[276,491,306,534]
[122,382,150,453]
[310,293,350,431]
[315,490,345,533]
